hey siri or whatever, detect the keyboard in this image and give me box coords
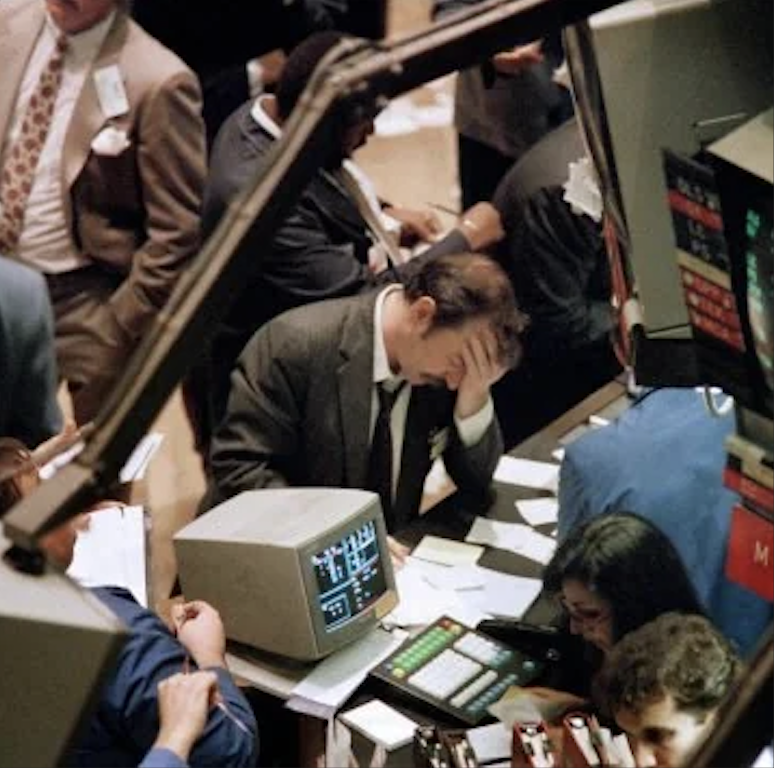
[371,616,544,725]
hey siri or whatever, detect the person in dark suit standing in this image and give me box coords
[0,0,206,425]
[131,0,388,148]
[204,252,527,553]
[194,31,504,455]
[433,0,572,208]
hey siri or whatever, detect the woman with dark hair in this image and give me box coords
[520,512,706,720]
[543,511,705,657]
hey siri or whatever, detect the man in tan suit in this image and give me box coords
[0,0,206,424]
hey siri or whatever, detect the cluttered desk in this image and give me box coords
[171,379,630,766]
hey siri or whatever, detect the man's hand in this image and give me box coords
[173,600,227,669]
[454,326,508,420]
[386,535,410,569]
[152,671,218,761]
[492,40,544,76]
[385,206,443,247]
[457,202,505,251]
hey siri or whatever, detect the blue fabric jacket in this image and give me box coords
[64,586,257,767]
[139,747,188,768]
[558,388,772,657]
[0,257,62,445]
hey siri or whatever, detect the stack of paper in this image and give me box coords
[67,505,148,607]
[339,699,418,750]
[286,627,406,720]
[493,456,560,492]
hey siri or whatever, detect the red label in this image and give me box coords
[725,504,773,601]
[668,189,724,230]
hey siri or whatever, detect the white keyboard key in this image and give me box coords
[450,669,498,708]
[454,633,500,664]
[408,649,482,699]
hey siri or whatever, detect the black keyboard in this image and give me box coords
[370,616,544,725]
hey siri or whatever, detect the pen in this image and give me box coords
[174,607,252,737]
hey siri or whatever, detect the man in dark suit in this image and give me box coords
[194,30,503,454]
[0,0,206,424]
[204,253,527,545]
[131,0,387,146]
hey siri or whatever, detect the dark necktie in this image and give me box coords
[367,381,405,532]
[0,33,68,254]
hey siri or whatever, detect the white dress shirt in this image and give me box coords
[372,285,495,499]
[1,12,114,273]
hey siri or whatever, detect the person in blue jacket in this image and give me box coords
[0,437,257,767]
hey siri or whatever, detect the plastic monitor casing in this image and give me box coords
[174,488,398,661]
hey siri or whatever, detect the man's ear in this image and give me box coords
[410,296,436,334]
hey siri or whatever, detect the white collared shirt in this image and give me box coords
[2,12,114,273]
[372,286,494,500]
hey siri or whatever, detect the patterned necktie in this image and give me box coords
[367,381,406,532]
[0,33,68,254]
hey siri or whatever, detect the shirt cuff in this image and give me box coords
[455,397,494,447]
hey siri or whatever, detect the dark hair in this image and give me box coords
[401,252,529,369]
[0,437,36,517]
[604,612,741,719]
[543,512,704,643]
[276,30,352,119]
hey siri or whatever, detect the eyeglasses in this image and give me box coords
[558,596,611,627]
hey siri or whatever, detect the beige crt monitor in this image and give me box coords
[174,488,398,661]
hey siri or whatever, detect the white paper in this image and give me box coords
[40,431,164,484]
[466,723,513,763]
[382,557,491,629]
[551,447,566,462]
[93,64,129,118]
[465,518,532,550]
[414,559,486,591]
[119,432,164,483]
[67,505,147,606]
[493,456,560,492]
[339,699,418,749]
[286,627,406,719]
[462,566,543,619]
[411,535,484,567]
[515,498,559,527]
[465,518,557,565]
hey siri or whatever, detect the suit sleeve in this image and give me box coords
[108,69,207,339]
[93,596,256,766]
[262,195,374,304]
[442,413,503,502]
[6,267,63,446]
[207,321,307,508]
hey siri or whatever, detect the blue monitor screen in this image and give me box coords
[311,519,388,632]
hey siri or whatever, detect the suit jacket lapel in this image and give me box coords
[337,293,378,489]
[0,3,45,145]
[62,12,128,192]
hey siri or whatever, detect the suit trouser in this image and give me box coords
[45,265,135,426]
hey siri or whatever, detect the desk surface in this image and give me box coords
[225,379,630,701]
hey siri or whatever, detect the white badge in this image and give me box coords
[93,65,129,119]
